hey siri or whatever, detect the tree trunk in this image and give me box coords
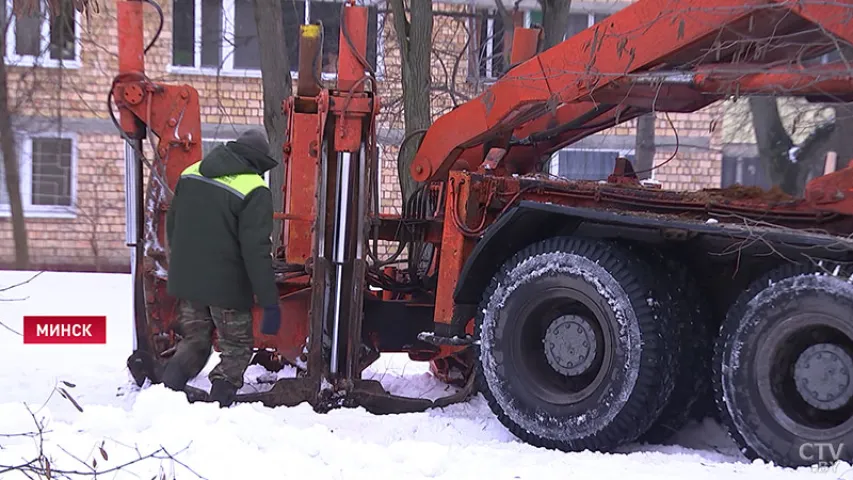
[538,0,571,50]
[252,0,292,255]
[493,0,518,70]
[0,8,29,270]
[748,97,838,196]
[389,0,433,203]
[749,97,853,196]
[748,97,801,194]
[634,113,656,179]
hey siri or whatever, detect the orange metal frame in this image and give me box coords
[115,0,853,376]
[112,0,380,368]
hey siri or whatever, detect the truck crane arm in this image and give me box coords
[409,0,853,188]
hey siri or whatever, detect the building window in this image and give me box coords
[721,155,771,189]
[170,0,380,78]
[0,132,77,217]
[3,0,81,67]
[201,138,230,157]
[474,9,504,80]
[528,11,610,42]
[471,8,528,82]
[549,148,634,181]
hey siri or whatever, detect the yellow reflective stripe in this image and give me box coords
[215,171,267,196]
[181,162,202,180]
[180,161,267,199]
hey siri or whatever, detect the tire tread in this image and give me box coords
[474,236,679,451]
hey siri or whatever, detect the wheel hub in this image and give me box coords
[543,315,597,376]
[794,343,853,410]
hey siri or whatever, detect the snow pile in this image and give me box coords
[0,270,849,479]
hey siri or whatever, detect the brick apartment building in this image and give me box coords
[0,0,759,272]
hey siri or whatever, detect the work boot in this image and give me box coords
[161,361,191,392]
[126,350,163,386]
[208,379,238,407]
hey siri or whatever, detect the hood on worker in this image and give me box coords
[198,129,278,178]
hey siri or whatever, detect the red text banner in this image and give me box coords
[23,316,107,344]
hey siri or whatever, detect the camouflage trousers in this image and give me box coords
[168,299,254,389]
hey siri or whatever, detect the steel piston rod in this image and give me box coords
[330,151,353,375]
[124,139,143,351]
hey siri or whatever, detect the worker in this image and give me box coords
[161,128,282,407]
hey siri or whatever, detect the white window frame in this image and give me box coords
[200,136,270,184]
[168,0,386,81]
[548,147,647,180]
[727,156,760,187]
[3,0,82,69]
[562,12,604,41]
[0,130,78,218]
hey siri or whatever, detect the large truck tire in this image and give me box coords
[714,262,853,467]
[633,248,713,444]
[474,236,679,452]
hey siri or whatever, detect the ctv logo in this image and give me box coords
[800,442,850,473]
[22,316,107,344]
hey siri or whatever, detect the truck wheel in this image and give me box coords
[475,236,678,451]
[636,249,712,444]
[714,262,853,467]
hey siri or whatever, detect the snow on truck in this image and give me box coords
[67,0,853,469]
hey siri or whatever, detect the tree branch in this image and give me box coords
[389,0,410,62]
[0,271,43,293]
[0,386,206,479]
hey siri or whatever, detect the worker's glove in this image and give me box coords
[260,304,281,335]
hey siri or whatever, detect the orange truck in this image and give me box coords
[104,0,853,469]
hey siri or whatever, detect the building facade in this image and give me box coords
[1,0,743,272]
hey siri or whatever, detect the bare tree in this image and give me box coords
[493,0,520,68]
[0,1,29,270]
[536,0,570,50]
[635,113,656,178]
[711,28,853,197]
[252,0,291,253]
[386,0,573,203]
[748,97,853,196]
[389,0,433,202]
[494,0,570,54]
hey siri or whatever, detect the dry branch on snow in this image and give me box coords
[0,381,204,480]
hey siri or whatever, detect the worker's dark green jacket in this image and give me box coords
[166,141,279,311]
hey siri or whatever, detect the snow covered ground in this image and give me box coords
[0,270,850,479]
